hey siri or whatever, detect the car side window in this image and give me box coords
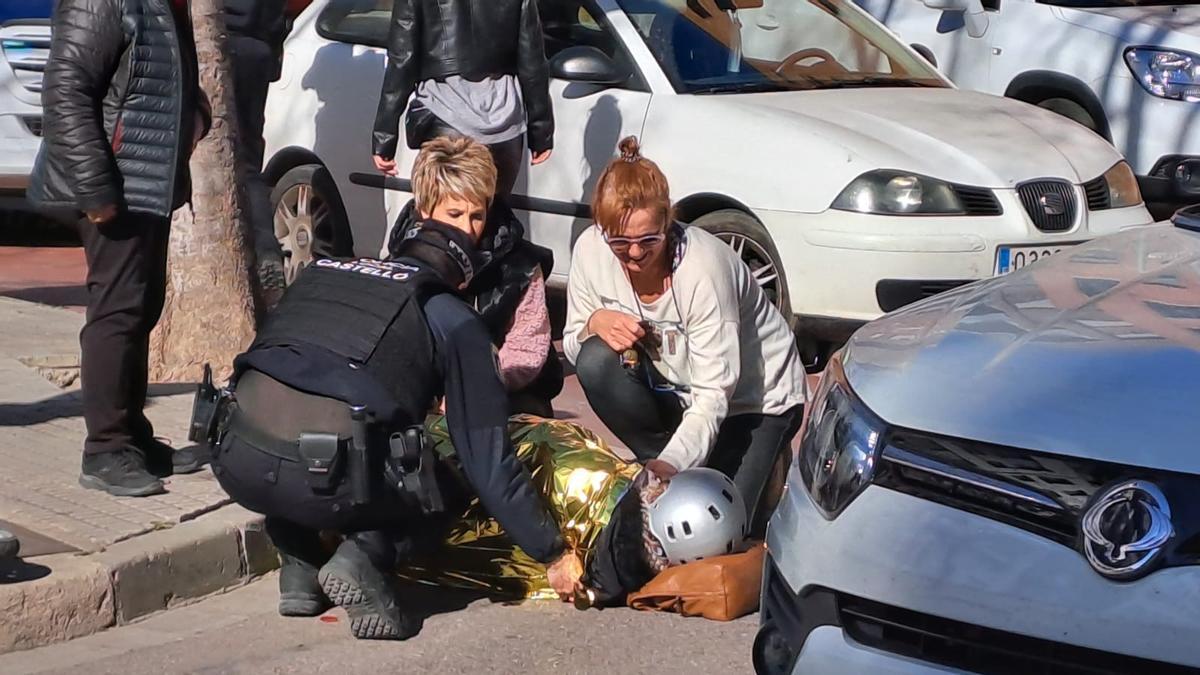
[316,0,392,49]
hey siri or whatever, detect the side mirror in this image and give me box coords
[911,43,938,68]
[550,46,627,87]
[922,0,990,38]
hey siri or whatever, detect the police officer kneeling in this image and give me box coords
[208,138,581,640]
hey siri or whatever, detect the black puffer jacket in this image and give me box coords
[28,0,209,217]
[387,200,564,403]
[372,0,553,159]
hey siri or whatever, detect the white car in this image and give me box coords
[757,213,1200,673]
[263,0,1154,355]
[856,0,1200,215]
[0,17,50,211]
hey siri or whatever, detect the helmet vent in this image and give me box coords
[726,541,733,554]
[666,525,677,541]
[708,505,722,521]
[721,489,734,503]
[682,521,693,537]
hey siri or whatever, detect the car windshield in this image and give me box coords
[616,0,947,94]
[1037,1,1194,6]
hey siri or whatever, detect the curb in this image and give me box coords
[0,504,278,654]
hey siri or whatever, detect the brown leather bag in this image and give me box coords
[626,543,765,621]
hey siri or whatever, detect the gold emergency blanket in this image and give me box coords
[395,415,641,600]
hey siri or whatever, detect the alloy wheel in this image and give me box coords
[274,183,333,285]
[715,231,784,310]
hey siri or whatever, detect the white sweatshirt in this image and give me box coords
[564,225,807,470]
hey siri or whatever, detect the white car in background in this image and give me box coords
[263,0,1155,359]
[0,15,50,211]
[856,0,1200,216]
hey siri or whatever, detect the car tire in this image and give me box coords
[691,209,792,322]
[270,164,353,285]
[1034,97,1100,133]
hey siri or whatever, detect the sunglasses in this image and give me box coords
[604,232,666,255]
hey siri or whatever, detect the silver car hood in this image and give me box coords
[844,224,1200,474]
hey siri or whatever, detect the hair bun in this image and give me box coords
[618,136,642,163]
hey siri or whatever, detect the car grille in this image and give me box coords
[1083,176,1110,210]
[0,23,51,94]
[836,591,1196,675]
[1017,180,1077,232]
[951,185,1003,216]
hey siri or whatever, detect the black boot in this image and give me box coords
[80,446,165,497]
[137,437,205,478]
[318,533,419,640]
[266,519,332,617]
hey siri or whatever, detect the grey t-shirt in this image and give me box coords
[415,74,527,145]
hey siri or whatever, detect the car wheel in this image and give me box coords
[691,209,792,320]
[1035,97,1099,133]
[270,164,352,285]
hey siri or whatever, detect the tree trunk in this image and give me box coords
[149,0,260,384]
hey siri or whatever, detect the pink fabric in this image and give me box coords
[498,268,552,392]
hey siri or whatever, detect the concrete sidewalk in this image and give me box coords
[0,297,272,654]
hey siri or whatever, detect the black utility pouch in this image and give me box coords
[297,432,346,494]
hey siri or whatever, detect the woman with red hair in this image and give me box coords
[563,137,807,533]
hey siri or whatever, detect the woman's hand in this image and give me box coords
[586,309,645,353]
[373,154,398,175]
[531,149,552,165]
[545,549,584,599]
[645,459,678,481]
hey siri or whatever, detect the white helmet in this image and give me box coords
[646,468,748,566]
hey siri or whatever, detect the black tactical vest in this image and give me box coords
[237,257,446,428]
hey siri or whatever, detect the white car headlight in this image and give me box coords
[1125,47,1200,102]
[796,356,887,520]
[832,170,966,216]
[1101,161,1143,209]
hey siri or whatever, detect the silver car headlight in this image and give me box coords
[832,170,965,215]
[1125,47,1200,102]
[796,355,887,520]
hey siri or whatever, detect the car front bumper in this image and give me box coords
[757,465,1200,673]
[760,197,1153,330]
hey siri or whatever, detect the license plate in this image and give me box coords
[995,244,1072,275]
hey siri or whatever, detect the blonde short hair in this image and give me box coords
[411,136,497,215]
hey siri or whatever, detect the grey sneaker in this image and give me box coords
[80,447,165,497]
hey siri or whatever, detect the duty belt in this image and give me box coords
[220,400,445,515]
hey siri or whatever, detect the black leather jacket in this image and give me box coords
[372,0,554,159]
[29,0,209,217]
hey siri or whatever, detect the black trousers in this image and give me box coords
[78,212,171,455]
[229,35,284,270]
[574,337,803,530]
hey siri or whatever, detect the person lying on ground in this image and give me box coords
[562,137,808,535]
[396,415,748,607]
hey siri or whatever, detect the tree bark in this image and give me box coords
[148,0,259,384]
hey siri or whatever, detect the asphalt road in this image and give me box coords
[0,575,758,674]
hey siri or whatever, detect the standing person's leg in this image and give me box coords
[705,406,804,536]
[77,211,166,496]
[486,135,524,201]
[230,36,285,301]
[573,337,684,462]
[128,218,170,443]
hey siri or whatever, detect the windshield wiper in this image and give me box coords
[818,77,938,89]
[691,81,793,95]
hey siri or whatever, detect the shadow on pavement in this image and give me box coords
[0,560,52,585]
[0,383,196,426]
[0,284,87,308]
